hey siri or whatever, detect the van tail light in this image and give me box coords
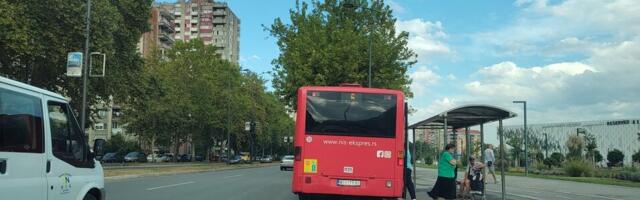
[294,146,302,161]
[398,150,404,166]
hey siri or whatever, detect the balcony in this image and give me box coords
[159,32,175,44]
[159,18,175,33]
[213,18,225,24]
[213,10,226,16]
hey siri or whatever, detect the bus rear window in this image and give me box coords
[305,91,397,138]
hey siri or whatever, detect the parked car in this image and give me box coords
[159,154,174,162]
[229,155,244,164]
[194,155,204,162]
[0,76,106,200]
[280,155,294,171]
[219,155,229,162]
[260,156,273,163]
[147,154,161,163]
[177,154,192,162]
[101,152,123,163]
[124,151,147,162]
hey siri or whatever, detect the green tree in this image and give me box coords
[544,152,565,168]
[0,0,152,127]
[267,0,416,109]
[566,135,584,160]
[607,149,624,167]
[105,134,141,155]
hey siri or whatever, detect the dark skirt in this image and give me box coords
[428,176,456,199]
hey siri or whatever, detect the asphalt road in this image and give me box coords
[106,165,640,200]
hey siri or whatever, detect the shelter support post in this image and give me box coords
[480,123,485,195]
[499,119,506,200]
[443,113,448,146]
[412,128,416,184]
[465,127,470,163]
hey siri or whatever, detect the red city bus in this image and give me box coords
[291,84,406,199]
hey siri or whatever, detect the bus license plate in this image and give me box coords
[337,179,361,187]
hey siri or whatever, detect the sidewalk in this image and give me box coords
[410,167,639,200]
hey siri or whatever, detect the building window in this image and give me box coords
[112,122,119,129]
[94,123,105,130]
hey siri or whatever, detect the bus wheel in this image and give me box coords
[297,194,309,200]
[83,193,97,200]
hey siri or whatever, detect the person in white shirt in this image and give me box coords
[484,144,498,184]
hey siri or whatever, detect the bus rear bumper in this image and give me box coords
[293,175,403,198]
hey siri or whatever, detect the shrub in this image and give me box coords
[564,159,594,177]
[616,171,640,182]
[632,150,640,164]
[607,149,624,166]
[534,160,548,171]
[540,168,566,176]
[544,152,565,167]
[494,158,510,172]
[425,156,434,165]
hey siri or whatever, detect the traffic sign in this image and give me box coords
[66,52,83,77]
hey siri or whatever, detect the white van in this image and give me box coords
[0,76,106,200]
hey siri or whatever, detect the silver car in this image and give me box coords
[280,155,294,171]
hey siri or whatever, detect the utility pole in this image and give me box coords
[513,100,528,176]
[544,133,548,158]
[80,0,92,138]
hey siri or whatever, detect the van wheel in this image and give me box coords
[83,193,97,200]
[280,167,284,171]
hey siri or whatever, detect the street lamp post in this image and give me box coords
[543,133,548,158]
[513,100,528,176]
[342,2,378,88]
[79,0,92,138]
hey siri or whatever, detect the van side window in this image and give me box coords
[48,102,87,166]
[0,88,44,153]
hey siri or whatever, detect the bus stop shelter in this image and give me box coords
[407,105,516,200]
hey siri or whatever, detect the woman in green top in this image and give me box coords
[427,143,457,200]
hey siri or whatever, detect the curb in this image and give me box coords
[105,163,279,181]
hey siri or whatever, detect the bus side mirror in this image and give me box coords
[93,139,106,157]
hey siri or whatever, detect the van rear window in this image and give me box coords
[0,88,44,153]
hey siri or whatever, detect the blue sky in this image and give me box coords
[158,0,640,144]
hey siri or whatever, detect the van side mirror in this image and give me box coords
[93,139,106,157]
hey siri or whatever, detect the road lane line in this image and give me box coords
[551,190,624,200]
[223,174,244,179]
[145,181,195,191]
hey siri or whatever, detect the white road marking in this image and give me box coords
[223,174,244,179]
[552,190,625,200]
[145,181,195,191]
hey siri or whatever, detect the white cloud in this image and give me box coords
[474,0,640,57]
[396,19,451,61]
[387,0,405,14]
[446,74,457,81]
[410,97,457,124]
[410,66,441,97]
[464,61,597,103]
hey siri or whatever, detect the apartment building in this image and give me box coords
[138,6,176,57]
[166,0,240,63]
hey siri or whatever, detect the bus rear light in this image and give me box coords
[386,180,392,188]
[294,146,302,161]
[398,150,404,159]
[305,177,312,184]
[398,159,404,166]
